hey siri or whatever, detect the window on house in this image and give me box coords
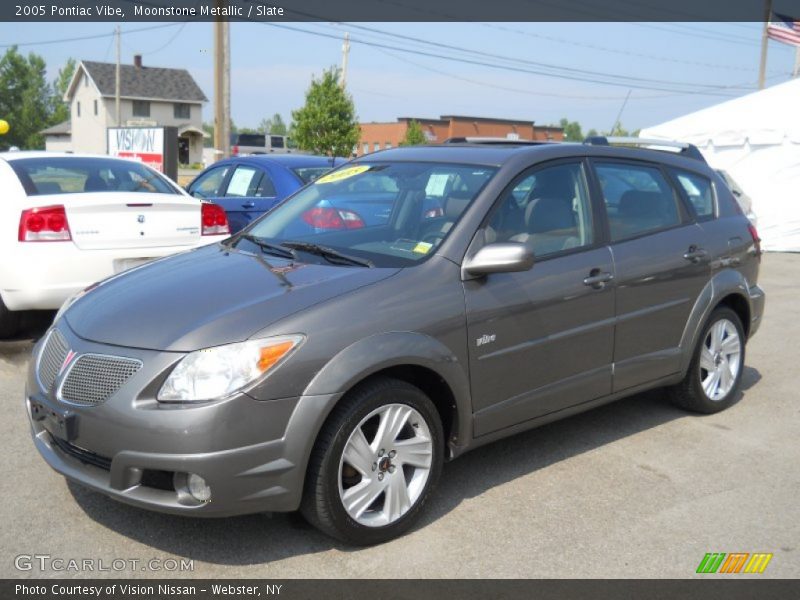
[385,142,393,149]
[93,100,98,116]
[173,103,190,119]
[362,143,369,155]
[76,102,80,118]
[373,142,380,152]
[83,74,88,87]
[132,100,150,118]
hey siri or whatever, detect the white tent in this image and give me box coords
[640,78,800,251]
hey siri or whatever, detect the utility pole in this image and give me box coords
[115,25,121,126]
[758,0,773,89]
[213,3,230,160]
[340,32,350,88]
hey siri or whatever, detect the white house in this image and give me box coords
[44,55,208,165]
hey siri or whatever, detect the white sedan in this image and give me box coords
[0,152,230,337]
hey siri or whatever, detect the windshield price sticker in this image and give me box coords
[315,165,371,185]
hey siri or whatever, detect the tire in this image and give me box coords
[667,307,746,414]
[300,377,444,545]
[0,295,21,339]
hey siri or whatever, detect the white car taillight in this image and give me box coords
[201,202,230,236]
[18,205,72,242]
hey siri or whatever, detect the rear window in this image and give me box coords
[10,157,178,196]
[670,168,715,220]
[232,134,265,148]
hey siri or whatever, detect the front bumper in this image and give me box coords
[25,324,339,516]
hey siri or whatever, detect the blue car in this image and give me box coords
[186,155,347,233]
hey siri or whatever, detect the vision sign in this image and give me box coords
[107,127,165,172]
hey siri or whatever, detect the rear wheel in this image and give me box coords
[668,307,745,414]
[301,377,443,545]
[0,295,21,339]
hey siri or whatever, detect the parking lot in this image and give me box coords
[0,253,797,579]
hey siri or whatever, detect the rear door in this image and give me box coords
[591,160,711,391]
[216,164,279,232]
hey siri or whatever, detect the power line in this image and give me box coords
[0,23,182,49]
[337,21,756,91]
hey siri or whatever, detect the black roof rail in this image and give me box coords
[583,136,706,163]
[442,136,551,146]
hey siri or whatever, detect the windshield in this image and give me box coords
[240,162,497,267]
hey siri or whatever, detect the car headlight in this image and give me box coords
[157,335,304,402]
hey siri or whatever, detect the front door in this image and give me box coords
[216,165,279,233]
[465,160,615,437]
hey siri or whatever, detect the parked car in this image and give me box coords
[716,169,757,227]
[186,154,347,233]
[230,133,296,156]
[27,140,764,545]
[0,152,230,338]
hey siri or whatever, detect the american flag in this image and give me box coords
[767,13,800,46]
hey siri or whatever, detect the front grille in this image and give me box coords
[37,329,69,392]
[50,435,112,471]
[59,354,142,406]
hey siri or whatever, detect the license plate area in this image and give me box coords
[30,400,77,441]
[113,257,155,274]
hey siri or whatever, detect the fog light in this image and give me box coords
[187,474,211,502]
[174,472,211,503]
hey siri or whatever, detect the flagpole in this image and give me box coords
[758,0,772,89]
[794,46,800,78]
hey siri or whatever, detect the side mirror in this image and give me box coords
[462,242,534,279]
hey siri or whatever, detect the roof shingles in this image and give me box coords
[81,61,207,103]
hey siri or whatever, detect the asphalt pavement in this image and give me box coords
[1,254,797,578]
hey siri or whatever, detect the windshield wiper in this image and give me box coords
[280,241,374,268]
[238,234,297,260]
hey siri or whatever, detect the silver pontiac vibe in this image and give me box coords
[26,142,765,545]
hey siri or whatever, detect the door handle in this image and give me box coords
[683,246,708,262]
[583,269,614,289]
[241,201,256,209]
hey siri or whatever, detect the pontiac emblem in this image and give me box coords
[59,350,77,375]
[137,215,145,224]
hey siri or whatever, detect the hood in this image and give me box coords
[65,244,399,352]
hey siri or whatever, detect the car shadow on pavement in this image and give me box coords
[68,366,761,565]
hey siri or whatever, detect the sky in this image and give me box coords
[1,20,798,133]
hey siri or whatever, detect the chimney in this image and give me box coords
[133,54,142,69]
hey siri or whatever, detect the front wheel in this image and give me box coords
[300,377,443,545]
[667,307,745,414]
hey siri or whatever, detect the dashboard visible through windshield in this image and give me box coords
[238,162,497,267]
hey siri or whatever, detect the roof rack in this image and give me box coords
[442,136,551,146]
[583,136,706,163]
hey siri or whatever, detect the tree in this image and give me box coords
[51,58,75,125]
[558,118,584,142]
[0,47,52,150]
[259,113,287,135]
[291,67,360,157]
[400,120,427,146]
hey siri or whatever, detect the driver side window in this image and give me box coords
[188,166,229,199]
[487,162,594,258]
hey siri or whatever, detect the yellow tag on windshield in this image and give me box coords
[413,242,433,254]
[315,165,370,184]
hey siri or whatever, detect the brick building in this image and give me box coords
[357,115,564,155]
